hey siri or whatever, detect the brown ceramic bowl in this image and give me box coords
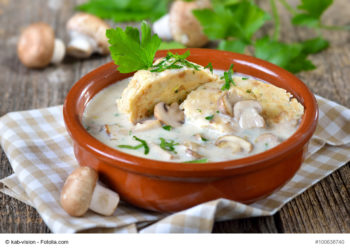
[63,49,318,212]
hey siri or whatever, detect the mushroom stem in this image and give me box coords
[67,32,96,58]
[153,14,173,40]
[50,39,66,64]
[89,182,120,216]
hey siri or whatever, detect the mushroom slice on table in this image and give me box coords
[17,22,65,68]
[215,135,253,154]
[60,166,119,217]
[66,13,110,58]
[153,0,211,47]
[233,100,265,129]
[154,102,185,127]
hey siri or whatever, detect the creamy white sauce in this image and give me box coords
[82,70,300,163]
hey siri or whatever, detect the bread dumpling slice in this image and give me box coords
[117,58,217,123]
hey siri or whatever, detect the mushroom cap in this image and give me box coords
[169,0,211,47]
[60,166,98,217]
[17,22,55,68]
[66,13,111,55]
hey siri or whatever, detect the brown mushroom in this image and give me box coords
[153,0,211,47]
[215,135,253,154]
[154,102,184,127]
[66,13,110,58]
[60,166,119,217]
[17,22,65,68]
[233,100,265,129]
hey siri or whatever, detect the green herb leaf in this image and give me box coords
[106,21,161,73]
[118,136,149,155]
[150,50,200,73]
[76,0,171,22]
[221,64,235,90]
[218,39,246,54]
[254,37,316,73]
[204,62,213,73]
[162,125,172,131]
[159,138,179,153]
[292,0,333,28]
[118,144,143,150]
[158,41,186,50]
[184,158,208,163]
[133,136,149,154]
[205,115,214,121]
[193,2,270,43]
[300,36,330,54]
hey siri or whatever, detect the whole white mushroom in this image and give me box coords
[66,13,111,58]
[153,0,211,47]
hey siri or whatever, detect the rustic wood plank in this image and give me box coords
[0,0,349,233]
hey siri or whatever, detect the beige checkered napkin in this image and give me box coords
[0,95,349,233]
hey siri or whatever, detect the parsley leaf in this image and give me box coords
[184,158,208,163]
[204,62,213,73]
[158,41,186,50]
[159,138,179,153]
[106,21,161,73]
[254,37,316,73]
[218,39,246,54]
[205,115,214,121]
[221,64,235,90]
[162,125,172,131]
[193,2,270,44]
[150,50,200,73]
[118,136,149,155]
[292,0,333,28]
[76,0,171,22]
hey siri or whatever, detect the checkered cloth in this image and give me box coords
[0,95,349,233]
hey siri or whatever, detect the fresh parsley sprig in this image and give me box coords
[76,0,171,22]
[106,21,161,73]
[118,136,150,155]
[159,138,179,153]
[220,64,235,90]
[192,0,345,73]
[150,50,200,73]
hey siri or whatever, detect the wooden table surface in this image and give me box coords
[0,0,349,233]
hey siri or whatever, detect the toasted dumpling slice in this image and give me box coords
[181,77,304,133]
[117,59,217,123]
[181,80,252,133]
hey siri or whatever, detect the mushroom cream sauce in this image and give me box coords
[82,70,302,163]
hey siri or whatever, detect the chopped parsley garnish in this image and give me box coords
[118,136,149,155]
[184,158,208,163]
[106,21,161,73]
[204,62,213,73]
[162,125,172,131]
[159,137,179,153]
[246,89,252,93]
[242,77,249,80]
[216,110,220,113]
[201,136,208,142]
[221,64,235,90]
[205,115,214,121]
[197,109,202,113]
[150,50,200,73]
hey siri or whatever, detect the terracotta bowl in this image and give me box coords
[63,49,318,212]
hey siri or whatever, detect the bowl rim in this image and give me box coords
[63,48,318,177]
